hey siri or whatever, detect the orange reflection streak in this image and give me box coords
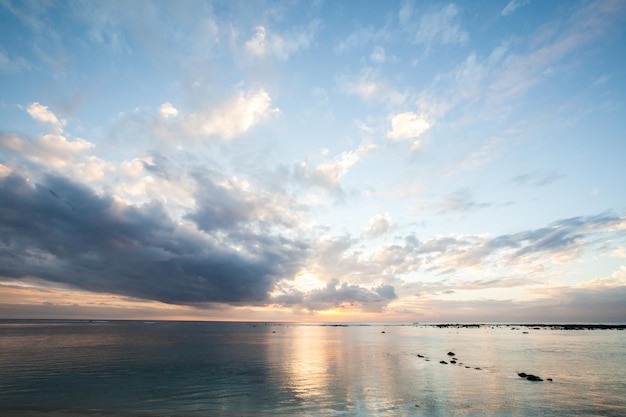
[267,325,423,413]
[282,326,334,401]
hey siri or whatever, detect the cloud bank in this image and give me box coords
[0,171,306,306]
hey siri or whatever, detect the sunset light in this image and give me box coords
[1,2,626,416]
[1,0,625,323]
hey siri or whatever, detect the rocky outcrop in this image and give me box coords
[518,372,548,382]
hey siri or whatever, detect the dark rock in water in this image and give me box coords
[447,351,455,356]
[474,367,481,370]
[465,366,471,368]
[546,378,553,382]
[440,361,448,364]
[518,372,544,381]
[417,354,424,358]
[381,331,386,333]
[450,360,457,364]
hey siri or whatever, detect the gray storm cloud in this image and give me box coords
[0,172,307,305]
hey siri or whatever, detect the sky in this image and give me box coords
[1,0,625,323]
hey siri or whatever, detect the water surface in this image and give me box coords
[0,321,624,416]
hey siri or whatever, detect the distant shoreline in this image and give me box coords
[0,319,624,330]
[427,323,626,330]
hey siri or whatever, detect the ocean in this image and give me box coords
[0,321,624,416]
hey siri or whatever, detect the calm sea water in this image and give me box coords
[0,321,624,416]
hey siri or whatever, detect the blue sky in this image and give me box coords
[1,0,625,322]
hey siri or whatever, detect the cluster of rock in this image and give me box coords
[517,372,552,382]
[416,349,556,384]
[528,324,625,331]
[416,351,482,370]
[423,323,625,331]
[434,324,481,328]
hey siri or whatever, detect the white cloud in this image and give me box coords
[181,88,279,140]
[387,112,431,140]
[158,102,178,119]
[294,143,375,193]
[0,132,94,168]
[414,4,468,47]
[362,213,394,238]
[26,102,66,133]
[578,266,626,288]
[37,134,94,155]
[612,266,626,282]
[296,150,360,192]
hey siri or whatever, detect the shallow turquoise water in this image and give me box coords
[0,321,624,416]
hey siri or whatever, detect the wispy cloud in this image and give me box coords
[303,212,625,293]
[417,1,626,119]
[339,67,407,106]
[245,20,320,60]
[334,26,392,54]
[501,0,530,17]
[370,45,386,64]
[0,48,30,72]
[401,3,468,49]
[434,190,491,215]
[488,0,626,101]
[510,171,566,187]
